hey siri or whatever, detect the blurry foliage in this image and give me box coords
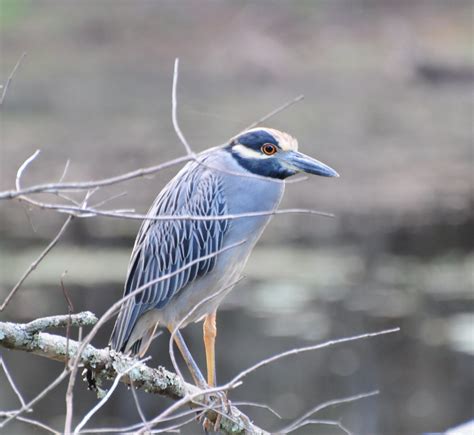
[0,0,28,27]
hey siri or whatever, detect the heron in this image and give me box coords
[109,127,339,391]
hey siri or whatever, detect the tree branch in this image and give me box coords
[0,312,267,434]
[23,312,97,334]
[0,312,399,434]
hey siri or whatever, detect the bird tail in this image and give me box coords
[109,321,159,357]
[126,323,159,357]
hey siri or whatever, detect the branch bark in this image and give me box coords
[0,312,267,434]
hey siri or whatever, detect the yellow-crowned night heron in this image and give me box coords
[109,127,338,388]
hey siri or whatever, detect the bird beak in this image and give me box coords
[284,150,339,177]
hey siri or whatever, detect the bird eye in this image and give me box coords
[261,143,277,155]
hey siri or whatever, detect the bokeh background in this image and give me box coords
[1,1,473,434]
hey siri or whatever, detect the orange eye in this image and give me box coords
[261,143,277,155]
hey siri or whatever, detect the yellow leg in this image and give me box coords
[203,311,217,387]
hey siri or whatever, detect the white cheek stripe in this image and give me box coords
[232,144,269,160]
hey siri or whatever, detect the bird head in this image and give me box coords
[227,127,339,180]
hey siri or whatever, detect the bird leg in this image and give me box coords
[203,311,230,431]
[169,325,224,431]
[168,326,207,389]
[203,311,217,387]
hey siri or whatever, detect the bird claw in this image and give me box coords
[198,390,230,432]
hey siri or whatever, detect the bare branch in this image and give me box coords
[130,380,150,430]
[11,415,60,435]
[0,52,27,106]
[172,58,194,157]
[90,191,127,208]
[9,197,335,221]
[0,87,306,201]
[58,159,71,183]
[79,399,275,434]
[0,216,74,312]
[0,370,69,429]
[16,149,41,191]
[242,94,304,132]
[0,315,265,435]
[227,328,400,388]
[281,390,379,433]
[0,315,187,397]
[0,358,28,408]
[288,419,352,435]
[60,272,74,366]
[0,313,399,435]
[0,155,192,199]
[134,327,399,434]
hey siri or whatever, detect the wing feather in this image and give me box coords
[109,163,229,353]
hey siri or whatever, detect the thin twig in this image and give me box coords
[0,155,192,199]
[0,215,74,312]
[241,94,304,131]
[16,149,41,191]
[135,382,245,435]
[14,416,60,435]
[227,328,400,388]
[0,52,27,106]
[12,195,335,221]
[281,390,379,433]
[73,357,151,434]
[0,90,306,201]
[78,398,274,434]
[287,419,352,435]
[172,58,194,157]
[147,416,197,433]
[90,191,127,208]
[234,401,282,419]
[0,358,28,408]
[58,159,71,183]
[130,380,150,430]
[76,407,205,433]
[60,272,74,367]
[0,370,69,428]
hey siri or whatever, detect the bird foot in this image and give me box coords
[198,390,230,432]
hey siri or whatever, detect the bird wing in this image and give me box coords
[109,163,229,352]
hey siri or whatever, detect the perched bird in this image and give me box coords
[109,127,338,388]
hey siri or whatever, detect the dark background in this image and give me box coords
[1,1,473,434]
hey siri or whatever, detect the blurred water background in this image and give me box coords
[0,1,473,434]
